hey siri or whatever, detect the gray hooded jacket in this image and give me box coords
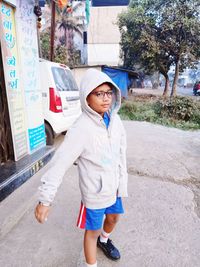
[39,69,128,209]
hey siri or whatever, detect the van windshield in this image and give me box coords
[51,67,79,91]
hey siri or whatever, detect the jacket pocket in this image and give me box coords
[79,171,118,198]
[99,172,117,197]
[79,171,102,196]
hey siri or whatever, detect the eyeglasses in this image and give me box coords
[91,90,113,99]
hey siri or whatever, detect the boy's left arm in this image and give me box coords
[118,121,128,197]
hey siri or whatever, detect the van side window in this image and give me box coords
[51,67,79,91]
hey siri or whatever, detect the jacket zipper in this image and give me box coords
[100,118,111,148]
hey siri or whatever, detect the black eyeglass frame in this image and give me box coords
[90,90,114,99]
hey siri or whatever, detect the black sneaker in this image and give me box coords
[97,236,121,261]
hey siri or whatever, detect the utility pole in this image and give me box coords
[34,0,42,58]
[50,0,56,61]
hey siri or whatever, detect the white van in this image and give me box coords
[39,59,81,145]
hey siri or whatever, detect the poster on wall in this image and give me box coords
[0,1,28,160]
[16,0,46,153]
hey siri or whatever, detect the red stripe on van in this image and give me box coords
[49,87,62,113]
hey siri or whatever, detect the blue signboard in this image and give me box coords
[92,0,129,6]
[28,124,46,151]
[39,0,45,7]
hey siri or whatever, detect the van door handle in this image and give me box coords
[66,96,79,101]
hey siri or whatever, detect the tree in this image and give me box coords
[118,0,200,96]
[40,30,78,67]
[57,2,84,50]
[54,44,68,65]
[40,30,50,60]
[118,3,173,95]
[42,1,85,66]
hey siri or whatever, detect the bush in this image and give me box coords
[119,95,200,130]
[119,101,137,119]
[191,109,200,125]
[119,101,158,122]
[153,96,199,121]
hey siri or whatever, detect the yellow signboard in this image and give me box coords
[0,1,28,160]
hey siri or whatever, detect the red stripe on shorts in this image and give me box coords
[77,202,86,229]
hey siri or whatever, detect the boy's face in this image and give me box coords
[87,83,113,116]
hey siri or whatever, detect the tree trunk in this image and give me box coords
[162,74,170,96]
[171,60,180,97]
[69,28,73,50]
[64,28,67,46]
[50,1,56,61]
[66,28,70,50]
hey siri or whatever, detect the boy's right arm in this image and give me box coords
[35,203,50,224]
[35,124,85,222]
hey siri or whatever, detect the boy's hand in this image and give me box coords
[35,203,50,224]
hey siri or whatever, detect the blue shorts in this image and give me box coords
[76,197,124,230]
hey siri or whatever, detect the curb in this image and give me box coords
[0,146,55,238]
[0,146,54,201]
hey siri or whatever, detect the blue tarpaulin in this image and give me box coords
[102,67,129,98]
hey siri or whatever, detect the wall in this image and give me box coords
[87,6,127,66]
[72,66,101,87]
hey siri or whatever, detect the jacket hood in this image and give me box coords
[79,69,121,117]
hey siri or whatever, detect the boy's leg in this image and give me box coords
[103,213,120,236]
[84,229,101,265]
[99,213,120,242]
[97,213,121,261]
[97,197,124,261]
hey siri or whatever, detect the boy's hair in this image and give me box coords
[92,82,113,91]
[102,82,114,89]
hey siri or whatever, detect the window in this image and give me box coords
[51,67,79,91]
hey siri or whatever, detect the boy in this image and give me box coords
[35,69,128,267]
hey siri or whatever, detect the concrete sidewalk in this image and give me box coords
[0,121,200,267]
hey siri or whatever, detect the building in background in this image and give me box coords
[87,1,129,66]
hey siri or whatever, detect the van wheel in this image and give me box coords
[45,124,54,145]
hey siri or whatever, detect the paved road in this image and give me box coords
[131,87,195,97]
[177,86,193,96]
[0,121,200,267]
